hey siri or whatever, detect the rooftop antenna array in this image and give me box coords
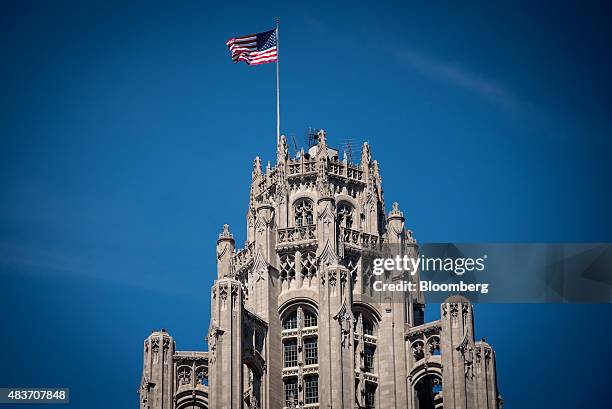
[305,127,321,150]
[341,139,355,163]
[289,134,299,157]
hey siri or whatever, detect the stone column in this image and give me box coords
[209,225,244,409]
[441,295,476,409]
[140,330,175,409]
[208,279,243,409]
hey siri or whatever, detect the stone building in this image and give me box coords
[139,131,501,409]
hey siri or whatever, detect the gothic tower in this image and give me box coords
[139,131,501,409]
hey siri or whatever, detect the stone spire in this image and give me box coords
[252,156,263,180]
[216,224,235,278]
[387,202,405,243]
[316,130,331,196]
[388,201,404,221]
[249,157,263,217]
[219,223,234,240]
[318,129,327,146]
[360,141,371,167]
[277,134,289,164]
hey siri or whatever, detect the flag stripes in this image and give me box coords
[226,29,278,65]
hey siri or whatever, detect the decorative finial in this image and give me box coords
[277,135,288,163]
[252,156,262,179]
[372,159,380,175]
[361,141,371,166]
[389,202,404,219]
[317,129,326,145]
[219,224,233,239]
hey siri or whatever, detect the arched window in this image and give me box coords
[414,375,442,409]
[363,317,375,336]
[283,311,298,330]
[281,304,319,404]
[177,366,192,386]
[355,310,377,337]
[427,336,441,356]
[196,366,207,387]
[338,203,354,229]
[294,199,314,227]
[303,309,317,327]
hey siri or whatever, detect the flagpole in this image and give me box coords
[276,18,280,145]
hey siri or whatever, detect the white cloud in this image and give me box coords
[395,48,519,112]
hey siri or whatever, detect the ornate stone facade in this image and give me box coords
[139,131,502,409]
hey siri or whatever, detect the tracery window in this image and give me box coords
[294,199,314,227]
[281,305,319,406]
[177,366,191,386]
[196,368,207,386]
[428,336,441,356]
[300,251,317,278]
[280,253,296,283]
[338,203,354,229]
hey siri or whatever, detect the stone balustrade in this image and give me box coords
[277,225,316,244]
[340,228,383,249]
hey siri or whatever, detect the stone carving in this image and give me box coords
[208,323,223,365]
[177,366,191,386]
[412,341,425,361]
[277,225,316,243]
[427,337,441,356]
[318,240,338,268]
[335,304,353,348]
[151,338,160,364]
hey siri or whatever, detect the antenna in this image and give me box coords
[305,127,320,150]
[341,139,355,163]
[290,134,299,156]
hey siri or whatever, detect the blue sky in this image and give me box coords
[1,1,611,407]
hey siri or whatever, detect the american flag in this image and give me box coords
[226,28,278,65]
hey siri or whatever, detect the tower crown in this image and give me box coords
[140,130,501,409]
[240,132,402,253]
